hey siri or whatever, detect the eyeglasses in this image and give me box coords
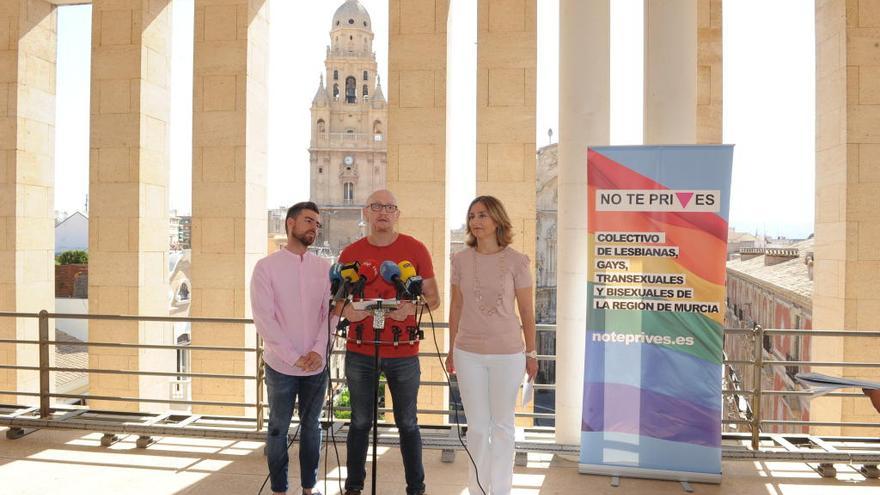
[368,203,398,212]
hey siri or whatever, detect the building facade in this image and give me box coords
[309,0,387,254]
[535,143,558,325]
[55,212,89,255]
[725,241,814,433]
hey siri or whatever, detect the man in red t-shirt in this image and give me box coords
[338,189,440,495]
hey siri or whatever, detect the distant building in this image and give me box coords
[725,240,814,433]
[727,228,758,260]
[54,217,90,398]
[169,213,192,250]
[55,211,88,254]
[178,216,192,249]
[169,250,191,316]
[56,263,88,299]
[535,144,558,325]
[267,206,288,236]
[55,329,88,397]
[450,225,467,257]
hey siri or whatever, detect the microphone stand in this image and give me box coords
[362,299,397,495]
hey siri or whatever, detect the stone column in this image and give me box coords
[475,0,536,262]
[644,0,697,144]
[387,0,449,425]
[190,0,268,416]
[88,0,173,412]
[474,0,536,427]
[813,0,880,436]
[555,0,610,445]
[697,0,722,144]
[0,0,57,404]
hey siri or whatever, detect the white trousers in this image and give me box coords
[454,347,525,495]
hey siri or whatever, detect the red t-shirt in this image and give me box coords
[338,234,435,358]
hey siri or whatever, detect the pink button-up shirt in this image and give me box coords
[250,248,334,376]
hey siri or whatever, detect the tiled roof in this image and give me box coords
[726,238,814,305]
[55,329,87,389]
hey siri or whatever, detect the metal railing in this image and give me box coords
[725,325,880,449]
[2,311,880,469]
[0,312,555,428]
[0,310,265,426]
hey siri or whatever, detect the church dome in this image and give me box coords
[332,0,372,31]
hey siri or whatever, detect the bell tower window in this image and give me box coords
[373,120,383,142]
[345,76,357,104]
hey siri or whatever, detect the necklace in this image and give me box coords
[472,247,507,316]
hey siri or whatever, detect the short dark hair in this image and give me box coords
[286,201,320,235]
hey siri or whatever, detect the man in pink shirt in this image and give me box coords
[250,201,333,495]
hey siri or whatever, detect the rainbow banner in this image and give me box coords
[580,145,733,483]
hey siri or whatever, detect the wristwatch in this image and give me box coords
[524,350,537,359]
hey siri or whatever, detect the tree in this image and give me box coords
[56,250,88,265]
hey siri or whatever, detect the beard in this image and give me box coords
[293,230,316,247]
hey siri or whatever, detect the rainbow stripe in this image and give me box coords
[581,146,733,479]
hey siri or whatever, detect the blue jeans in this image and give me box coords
[344,351,425,494]
[265,364,327,493]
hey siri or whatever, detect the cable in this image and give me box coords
[421,300,487,495]
[257,424,301,495]
[325,299,347,495]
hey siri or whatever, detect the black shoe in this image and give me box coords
[343,490,361,495]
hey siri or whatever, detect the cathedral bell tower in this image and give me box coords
[309,0,387,253]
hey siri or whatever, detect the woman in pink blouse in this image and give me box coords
[446,195,538,495]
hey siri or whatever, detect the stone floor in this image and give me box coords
[2,427,880,494]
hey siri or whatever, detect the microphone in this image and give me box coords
[347,259,378,299]
[404,276,423,299]
[358,259,379,284]
[397,260,423,299]
[329,263,343,299]
[398,260,417,282]
[337,261,361,299]
[339,261,361,284]
[380,261,407,299]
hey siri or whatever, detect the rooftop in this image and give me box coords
[726,238,814,304]
[54,329,87,390]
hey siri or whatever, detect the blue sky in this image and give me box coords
[53,0,814,238]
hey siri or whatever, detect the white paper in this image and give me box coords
[349,298,399,311]
[521,376,534,407]
[795,372,880,397]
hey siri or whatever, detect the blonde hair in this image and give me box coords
[465,195,514,248]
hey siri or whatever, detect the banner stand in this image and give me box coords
[580,145,734,484]
[579,464,722,485]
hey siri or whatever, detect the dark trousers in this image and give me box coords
[265,365,327,493]
[344,351,425,494]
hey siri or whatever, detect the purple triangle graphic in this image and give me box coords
[676,192,694,208]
